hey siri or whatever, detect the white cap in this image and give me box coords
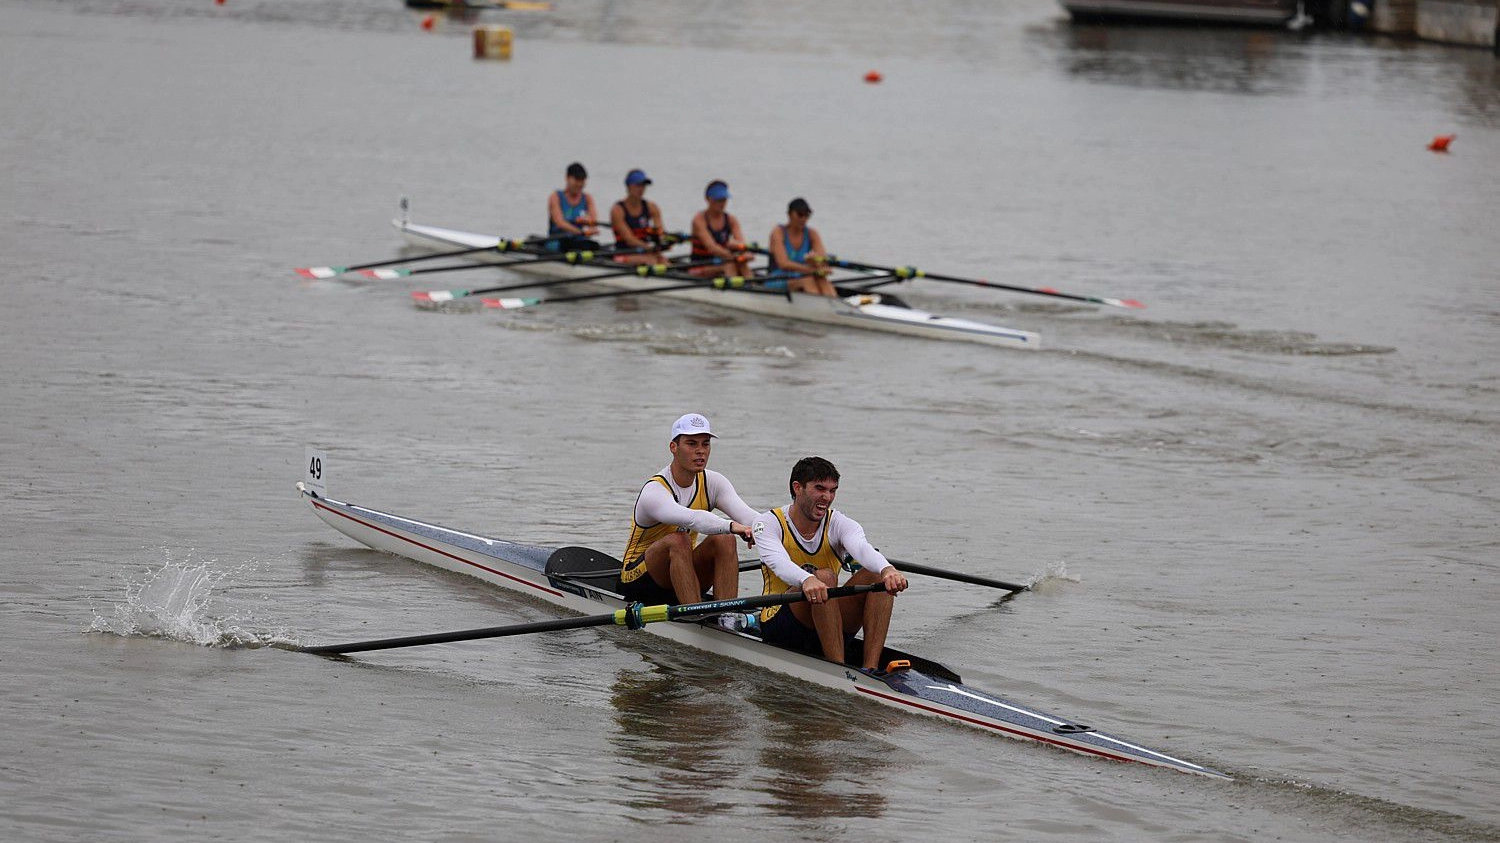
[669,413,716,443]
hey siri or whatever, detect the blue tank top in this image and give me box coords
[548,190,589,237]
[767,225,813,278]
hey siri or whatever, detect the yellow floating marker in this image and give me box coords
[473,25,512,60]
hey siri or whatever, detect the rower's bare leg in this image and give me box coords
[644,532,700,604]
[847,568,894,670]
[789,274,838,297]
[690,262,730,279]
[690,533,738,599]
[614,251,660,266]
[799,568,845,664]
[704,533,739,599]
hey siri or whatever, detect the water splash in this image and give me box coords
[1027,559,1081,589]
[88,553,289,648]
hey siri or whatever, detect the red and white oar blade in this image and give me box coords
[358,268,410,280]
[1036,286,1145,309]
[294,266,346,280]
[481,297,542,310]
[411,290,464,303]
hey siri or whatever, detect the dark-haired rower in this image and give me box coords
[750,457,908,671]
[765,197,835,296]
[546,161,600,252]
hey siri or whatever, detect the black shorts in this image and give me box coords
[759,605,828,656]
[545,236,601,253]
[618,567,679,605]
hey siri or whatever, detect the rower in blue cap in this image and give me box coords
[609,168,667,265]
[688,180,754,280]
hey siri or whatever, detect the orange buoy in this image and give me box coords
[1428,134,1455,152]
[864,70,883,84]
[421,14,436,31]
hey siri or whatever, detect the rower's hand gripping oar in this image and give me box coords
[299,583,886,655]
[293,234,556,280]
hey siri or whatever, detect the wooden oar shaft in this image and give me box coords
[302,584,884,656]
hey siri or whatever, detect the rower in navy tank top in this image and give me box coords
[615,200,653,238]
[609,169,666,265]
[688,180,754,279]
[690,214,732,259]
[545,162,600,252]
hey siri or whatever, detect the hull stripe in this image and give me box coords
[855,685,1190,770]
[312,500,565,598]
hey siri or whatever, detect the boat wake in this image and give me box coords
[88,554,292,648]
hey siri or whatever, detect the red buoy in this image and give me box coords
[864,70,883,84]
[1428,134,1455,152]
[421,14,436,31]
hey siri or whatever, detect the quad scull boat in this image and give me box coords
[296,480,1228,779]
[394,214,1041,350]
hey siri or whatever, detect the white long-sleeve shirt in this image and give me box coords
[752,507,892,588]
[632,466,759,535]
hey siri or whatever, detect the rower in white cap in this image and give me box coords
[620,413,758,605]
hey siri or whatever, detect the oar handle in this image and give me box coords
[663,583,885,622]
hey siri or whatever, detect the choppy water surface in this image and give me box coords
[2,1,1497,841]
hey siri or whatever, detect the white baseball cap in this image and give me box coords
[669,413,716,442]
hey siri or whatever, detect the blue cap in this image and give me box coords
[705,181,730,201]
[625,169,652,186]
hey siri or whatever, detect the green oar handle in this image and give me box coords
[655,582,885,624]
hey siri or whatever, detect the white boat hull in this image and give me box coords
[397,219,1040,350]
[298,483,1229,779]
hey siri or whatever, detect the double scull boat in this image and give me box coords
[394,211,1041,350]
[297,479,1228,779]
